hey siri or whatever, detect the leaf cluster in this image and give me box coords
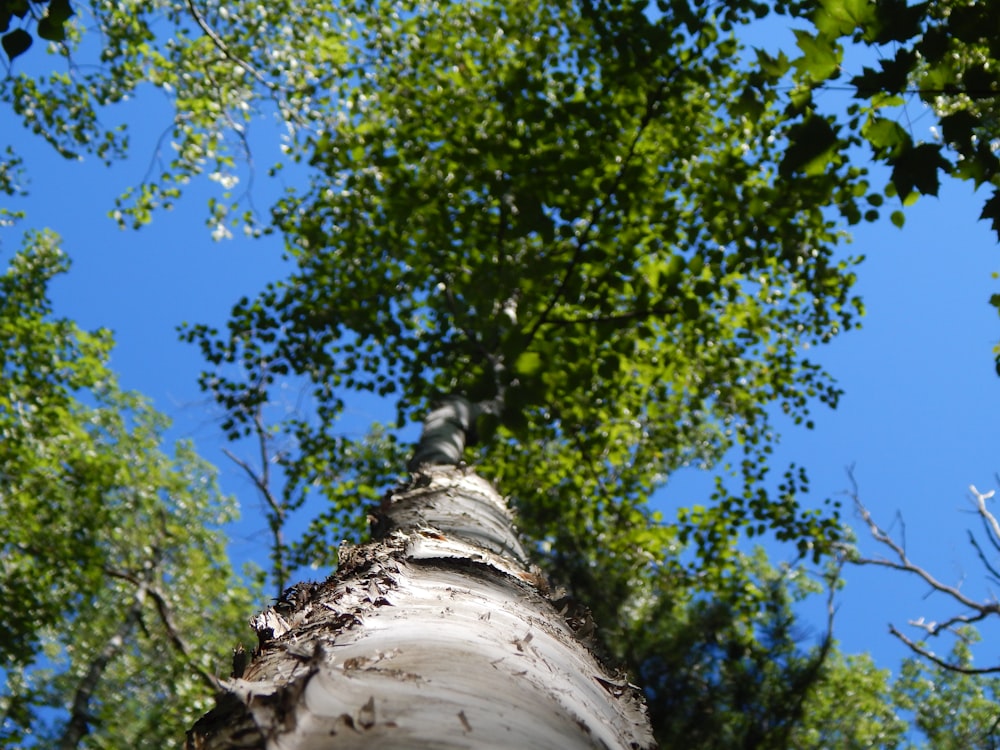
[1,0,71,63]
[784,0,1000,233]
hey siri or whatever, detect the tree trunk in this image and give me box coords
[187,402,654,749]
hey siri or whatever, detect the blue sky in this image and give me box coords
[5,23,1000,679]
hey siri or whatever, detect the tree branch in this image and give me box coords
[223,406,288,596]
[544,304,677,327]
[104,567,219,691]
[889,625,1000,675]
[967,530,1000,588]
[184,0,274,91]
[849,470,1000,672]
[523,79,668,348]
[850,476,989,614]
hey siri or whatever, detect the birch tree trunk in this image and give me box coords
[187,401,654,749]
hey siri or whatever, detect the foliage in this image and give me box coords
[893,629,1000,749]
[796,0,999,223]
[0,231,259,748]
[594,546,847,748]
[4,0,1000,745]
[175,0,864,582]
[793,651,909,749]
[779,0,1000,358]
[1,0,72,62]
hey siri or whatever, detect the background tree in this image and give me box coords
[0,230,260,748]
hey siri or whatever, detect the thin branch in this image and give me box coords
[850,478,988,614]
[545,304,677,327]
[889,625,1000,675]
[978,509,1000,555]
[219,407,273,511]
[778,83,1000,98]
[222,445,281,520]
[184,0,274,91]
[971,485,1000,541]
[523,78,669,348]
[849,471,1000,673]
[223,406,287,596]
[967,531,1000,588]
[104,567,219,690]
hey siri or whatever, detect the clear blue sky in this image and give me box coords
[5,24,1000,677]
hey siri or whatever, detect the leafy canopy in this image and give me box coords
[173,0,865,572]
[0,231,259,748]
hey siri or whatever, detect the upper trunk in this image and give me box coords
[187,401,654,749]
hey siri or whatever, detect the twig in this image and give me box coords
[223,407,287,596]
[850,476,987,614]
[848,470,1000,672]
[523,78,670,348]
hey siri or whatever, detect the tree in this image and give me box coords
[187,398,655,748]
[892,630,1000,749]
[0,230,260,748]
[179,6,860,742]
[4,0,1000,746]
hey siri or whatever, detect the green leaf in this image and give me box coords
[861,116,910,159]
[791,29,842,82]
[814,0,876,37]
[2,28,31,61]
[37,17,64,42]
[754,48,791,80]
[514,350,543,377]
[779,115,838,177]
[980,190,1000,238]
[938,110,978,151]
[870,0,927,44]
[38,0,73,41]
[890,143,951,199]
[850,48,917,96]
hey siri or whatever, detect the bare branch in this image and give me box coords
[849,474,988,614]
[971,484,1000,544]
[848,471,1000,673]
[545,304,677,327]
[889,625,1000,675]
[223,405,289,596]
[967,531,1000,588]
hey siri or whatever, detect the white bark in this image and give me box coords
[406,396,480,471]
[187,466,654,749]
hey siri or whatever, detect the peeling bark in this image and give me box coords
[187,465,654,750]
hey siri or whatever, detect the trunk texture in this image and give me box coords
[187,464,654,749]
